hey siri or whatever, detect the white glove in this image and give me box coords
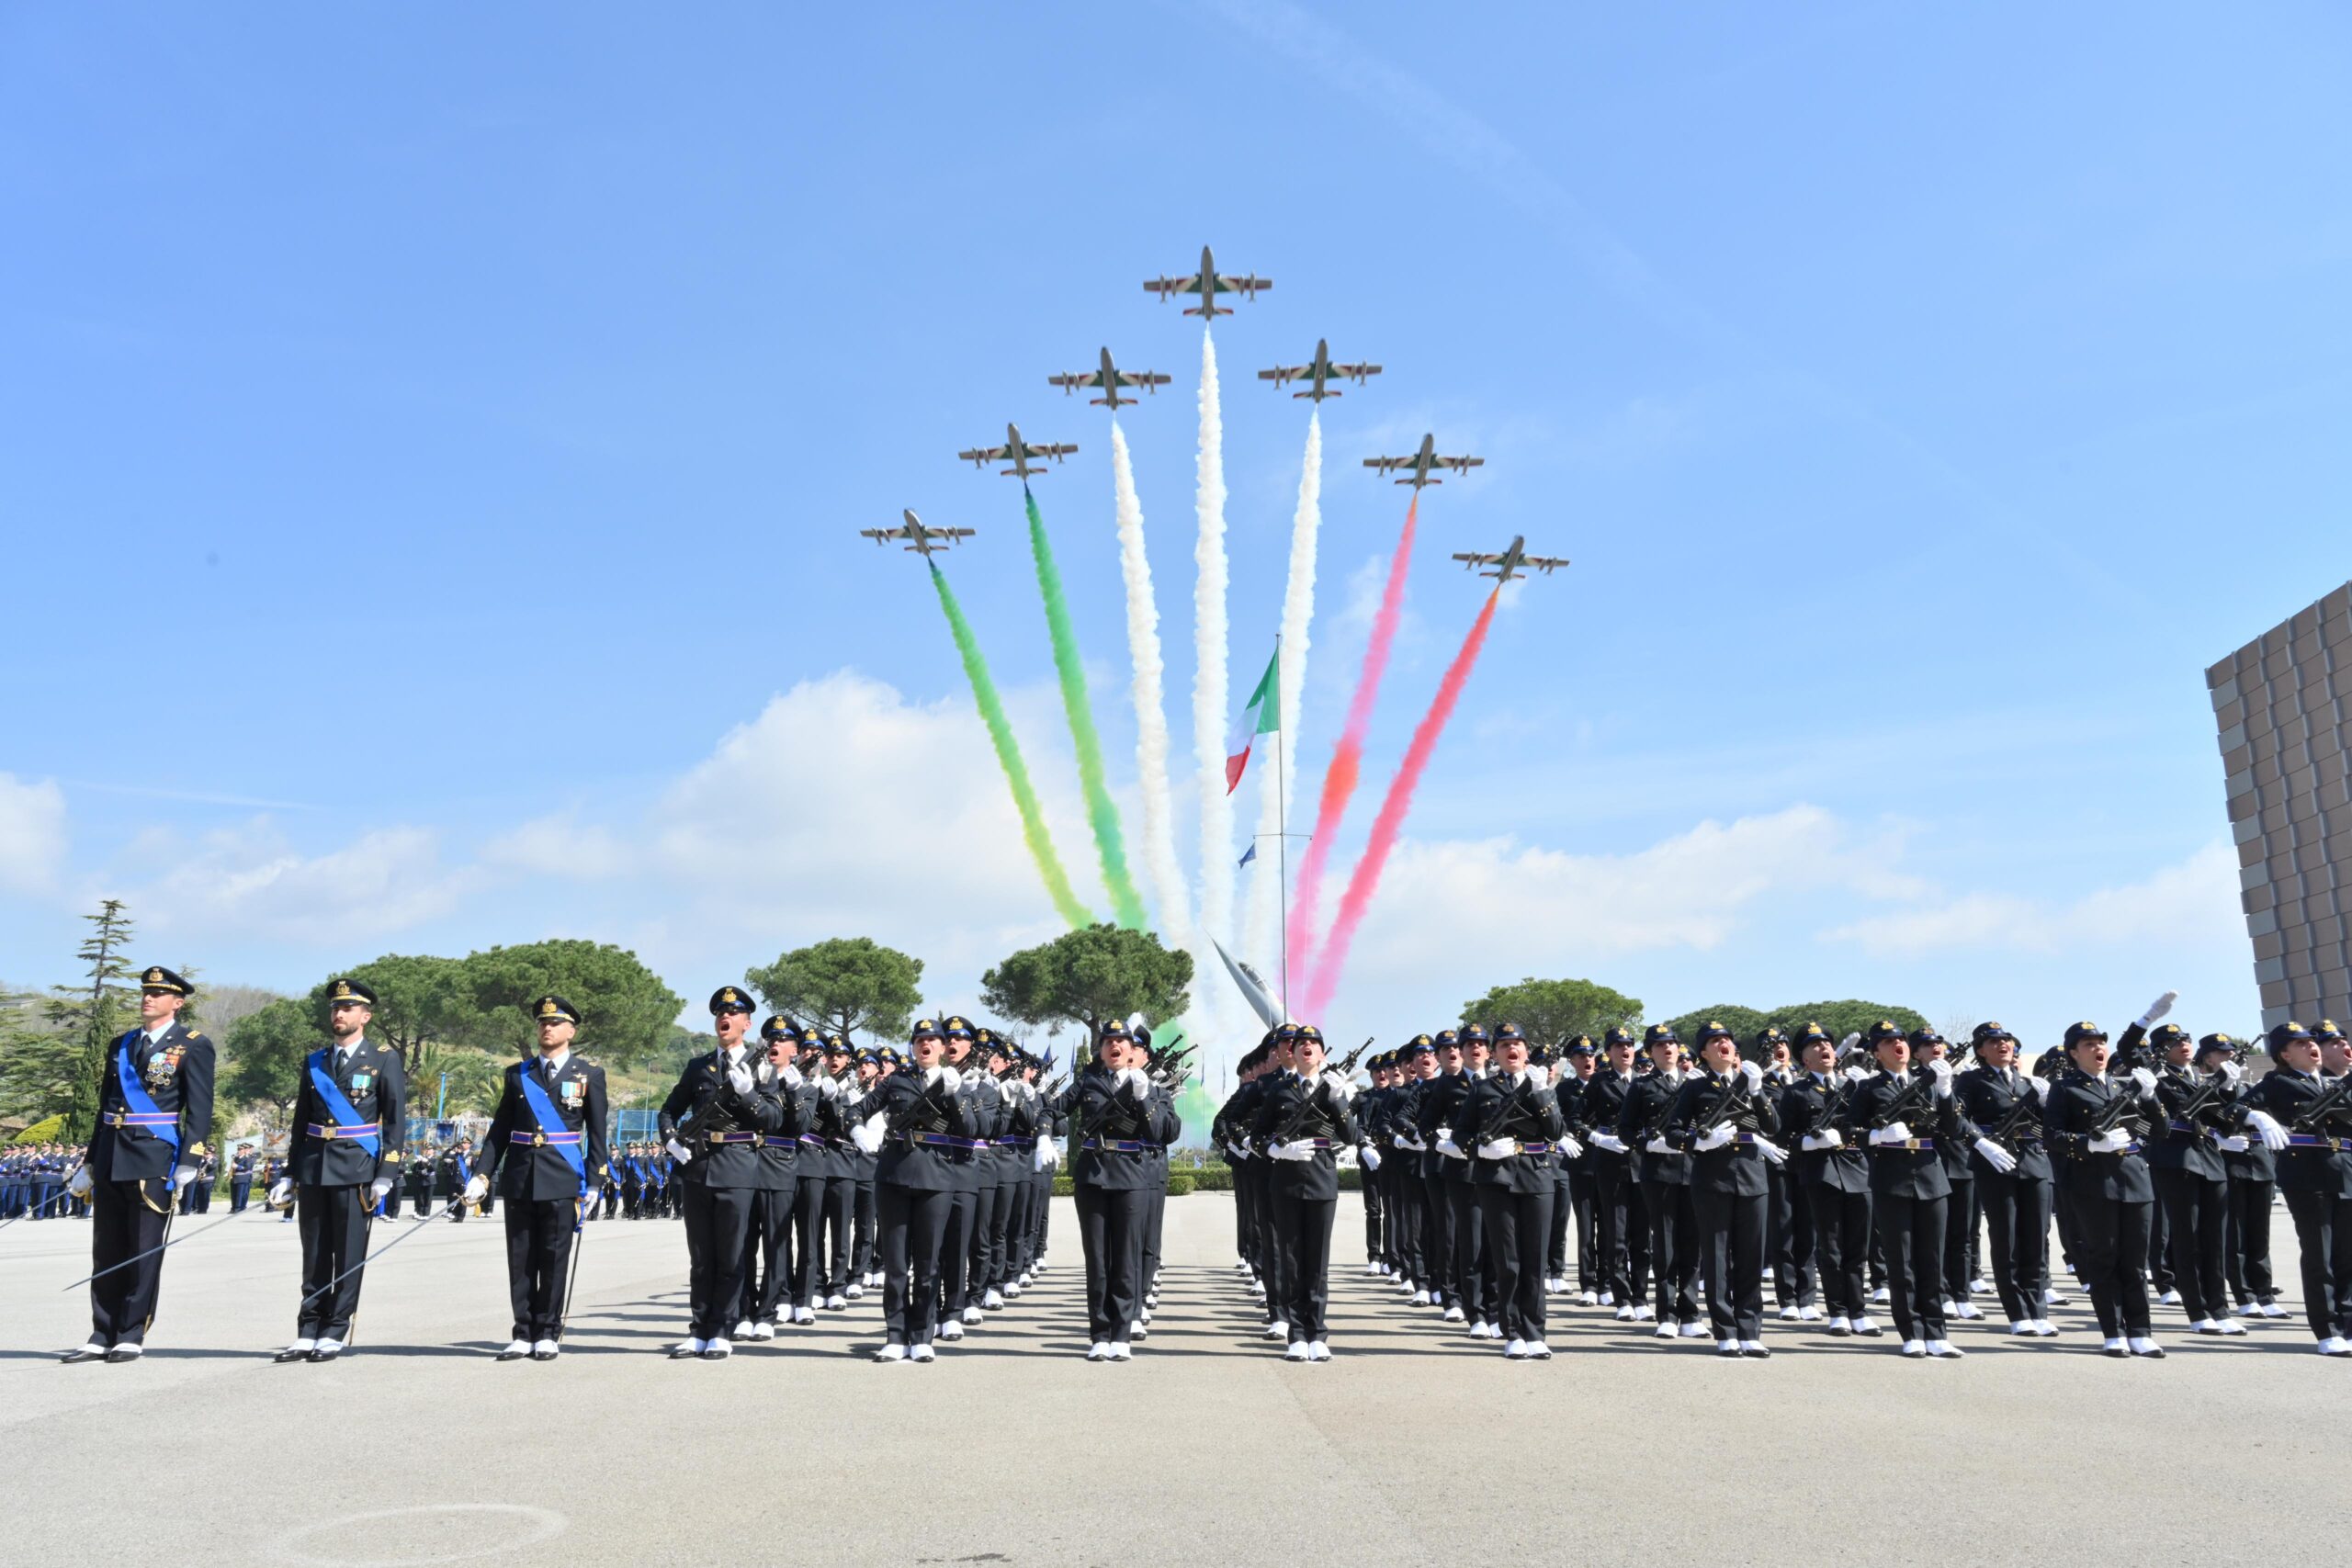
[1801,1131,1841,1152]
[2246,1109,2290,1152]
[2217,1134,2251,1154]
[1318,1070,1355,1103]
[67,1166,94,1198]
[816,1074,841,1099]
[1739,1061,1763,1090]
[1694,1124,1736,1152]
[1032,1137,1058,1172]
[1476,1138,1518,1160]
[1643,1136,1673,1156]
[368,1177,393,1201]
[2029,1077,2050,1101]
[1557,1135,1583,1159]
[2085,1128,2131,1153]
[1842,1065,1871,1085]
[926,1066,956,1090]
[851,1119,885,1155]
[1272,1141,1314,1162]
[728,1064,754,1094]
[1973,1137,2018,1175]
[266,1179,292,1208]
[1436,1131,1464,1158]
[1753,1136,1787,1166]
[168,1163,201,1192]
[1589,1131,1626,1154]
[1928,1057,1953,1097]
[2126,1066,2155,1093]
[1360,1145,1383,1171]
[1838,1033,1862,1055]
[1871,1122,1913,1145]
[2220,1060,2243,1085]
[780,1063,804,1089]
[2138,990,2177,1028]
[463,1173,490,1201]
[664,1138,693,1164]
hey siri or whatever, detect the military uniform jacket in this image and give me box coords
[963,1071,1011,1188]
[1382,1079,1430,1176]
[1416,1071,1480,1184]
[1250,1071,1361,1200]
[2040,1069,2157,1202]
[1935,1068,1979,1184]
[1458,1071,1567,1194]
[1953,1066,2052,1182]
[1217,1078,1270,1170]
[1848,1068,1962,1201]
[751,1069,815,1189]
[1666,1067,1781,1197]
[853,1071,975,1192]
[1071,1065,1175,1191]
[90,1021,216,1183]
[1578,1068,1634,1179]
[480,1053,612,1201]
[2147,1066,2232,1181]
[287,1038,407,1188]
[2239,1067,2352,1198]
[657,1050,787,1189]
[1616,1070,1690,1186]
[1776,1073,1870,1194]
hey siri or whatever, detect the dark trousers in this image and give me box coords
[1446,1178,1487,1321]
[1641,1178,1698,1323]
[1000,1177,1033,1282]
[1873,1191,1948,1342]
[1271,1187,1337,1343]
[1941,1177,1975,1299]
[682,1182,757,1340]
[2147,1187,2173,1292]
[2225,1175,2277,1305]
[853,1178,879,1275]
[1977,1172,2052,1324]
[230,1178,253,1213]
[2154,1168,2229,1323]
[1075,1184,1148,1344]
[2283,1190,2352,1340]
[295,1183,374,1340]
[1807,1183,1871,1321]
[381,1180,402,1220]
[1692,1185,1766,1340]
[879,1183,953,1347]
[971,1177,1009,1295]
[503,1196,579,1341]
[1235,1161,1262,1270]
[1143,1182,1166,1292]
[2067,1191,2153,1338]
[1478,1184,1554,1342]
[816,1173,854,1293]
[1769,1166,1815,1306]
[1385,1161,1423,1283]
[1421,1169,1455,1300]
[799,1173,853,1301]
[1363,1157,1385,1262]
[1567,1168,1596,1290]
[88,1179,171,1346]
[1593,1164,1640,1305]
[938,1185,976,1316]
[746,1180,797,1323]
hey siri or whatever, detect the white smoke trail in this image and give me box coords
[1191,329,1238,1044]
[1240,409,1321,1013]
[1111,418,1195,961]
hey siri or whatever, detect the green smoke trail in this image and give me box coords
[1024,486,1149,930]
[928,560,1094,928]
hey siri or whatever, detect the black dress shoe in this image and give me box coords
[307,1346,341,1363]
[1854,1324,1883,1337]
[1742,1345,1772,1359]
[274,1347,312,1364]
[495,1346,529,1362]
[2103,1346,2130,1358]
[529,1348,558,1362]
[1826,1322,1852,1337]
[59,1344,107,1364]
[103,1346,144,1363]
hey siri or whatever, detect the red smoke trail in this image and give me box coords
[1284,493,1418,987]
[1300,587,1500,1018]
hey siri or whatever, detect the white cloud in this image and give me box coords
[1821,840,2244,958]
[481,815,635,879]
[0,773,67,894]
[114,820,482,945]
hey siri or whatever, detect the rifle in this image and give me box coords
[2290,1074,2352,1135]
[1329,1037,1375,1078]
[1867,1070,1931,1134]
[2164,1069,2232,1145]
[1690,1071,1763,1143]
[1977,1083,2042,1155]
[2084,1075,2155,1140]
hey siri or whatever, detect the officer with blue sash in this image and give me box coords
[62,965,216,1364]
[470,995,609,1361]
[272,977,405,1363]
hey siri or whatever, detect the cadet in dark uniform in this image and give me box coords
[1069,1018,1178,1360]
[62,966,216,1364]
[1778,1021,1877,1337]
[815,1033,863,1307]
[271,977,406,1362]
[849,1047,884,1289]
[1457,1023,1570,1359]
[933,1016,998,1339]
[2041,1020,2165,1358]
[2147,1023,2243,1337]
[1620,1025,1700,1339]
[470,995,609,1360]
[2236,1021,2352,1355]
[657,986,786,1359]
[1953,1022,2056,1336]
[1848,1019,1967,1357]
[1383,1043,1437,1295]
[1580,1026,1645,1319]
[1419,1029,1493,1333]
[741,1017,808,1338]
[1249,1023,1355,1361]
[850,1018,976,1363]
[1753,1029,1812,1320]
[1556,1036,1600,1302]
[2213,1034,2284,1318]
[1666,1021,1784,1357]
[1909,1030,1984,1325]
[1216,1041,1275,1309]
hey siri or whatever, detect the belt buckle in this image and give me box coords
[531,1131,547,1147]
[1904,1139,1921,1152]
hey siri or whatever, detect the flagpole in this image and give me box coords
[1274,634,1289,1019]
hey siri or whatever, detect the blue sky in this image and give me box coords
[5,4,2346,1056]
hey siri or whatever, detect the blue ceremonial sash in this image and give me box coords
[518,1066,589,1198]
[306,1050,381,1156]
[116,1032,181,1153]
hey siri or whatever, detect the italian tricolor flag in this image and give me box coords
[1225,646,1280,794]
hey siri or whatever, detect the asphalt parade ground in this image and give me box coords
[3,1192,2345,1568]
